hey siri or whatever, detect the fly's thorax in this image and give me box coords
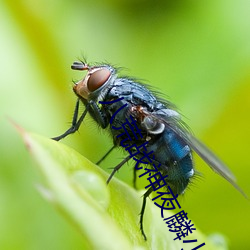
[139,109,180,135]
[73,64,117,102]
[141,116,165,134]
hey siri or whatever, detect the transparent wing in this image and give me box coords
[149,110,247,198]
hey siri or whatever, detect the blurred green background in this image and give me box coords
[1,0,250,249]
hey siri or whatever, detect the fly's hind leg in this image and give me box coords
[140,186,153,240]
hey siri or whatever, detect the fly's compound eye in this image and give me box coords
[87,68,111,92]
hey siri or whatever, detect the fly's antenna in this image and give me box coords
[71,61,89,71]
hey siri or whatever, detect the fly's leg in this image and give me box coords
[96,145,116,165]
[133,163,140,189]
[107,155,131,184]
[140,186,153,240]
[52,100,89,141]
[89,100,108,129]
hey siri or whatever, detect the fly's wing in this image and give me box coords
[151,109,248,198]
[181,132,248,197]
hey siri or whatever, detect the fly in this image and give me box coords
[52,60,247,239]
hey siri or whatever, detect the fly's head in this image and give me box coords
[72,61,116,101]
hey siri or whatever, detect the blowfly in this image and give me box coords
[52,60,246,239]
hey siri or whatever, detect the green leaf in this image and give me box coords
[19,127,226,250]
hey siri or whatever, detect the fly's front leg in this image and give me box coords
[52,99,89,141]
[89,100,108,129]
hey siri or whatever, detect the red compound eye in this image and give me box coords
[87,68,111,92]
